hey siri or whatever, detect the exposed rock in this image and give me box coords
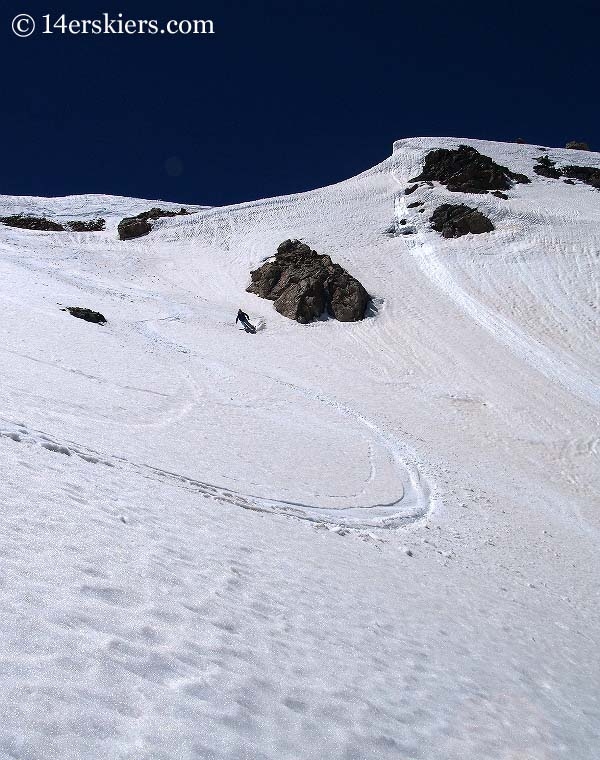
[563,179,575,185]
[63,307,106,324]
[407,201,424,208]
[561,165,600,189]
[533,155,562,179]
[118,207,190,240]
[411,145,530,193]
[430,204,495,238]
[118,216,152,240]
[492,191,509,200]
[137,207,190,221]
[0,214,65,231]
[0,215,107,232]
[530,155,600,188]
[67,219,106,232]
[565,141,590,151]
[247,240,370,324]
[404,184,420,195]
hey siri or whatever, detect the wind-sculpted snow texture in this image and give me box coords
[0,139,599,759]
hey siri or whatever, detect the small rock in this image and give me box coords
[63,307,107,324]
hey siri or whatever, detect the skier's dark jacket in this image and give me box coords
[236,309,249,324]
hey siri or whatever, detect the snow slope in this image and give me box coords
[0,138,599,759]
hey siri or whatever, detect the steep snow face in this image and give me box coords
[0,139,599,759]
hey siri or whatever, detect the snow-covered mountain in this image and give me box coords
[1,137,598,759]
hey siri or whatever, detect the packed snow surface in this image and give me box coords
[0,138,599,759]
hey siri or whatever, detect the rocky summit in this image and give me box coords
[411,145,530,193]
[247,239,370,323]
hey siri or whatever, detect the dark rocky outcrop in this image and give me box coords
[0,215,107,232]
[247,240,370,324]
[531,155,600,189]
[118,207,190,240]
[411,145,530,193]
[407,201,424,208]
[533,155,562,179]
[0,215,65,231]
[63,307,106,324]
[404,184,420,195]
[67,219,106,232]
[118,216,152,240]
[492,191,509,200]
[430,204,495,238]
[561,165,600,189]
[565,141,590,151]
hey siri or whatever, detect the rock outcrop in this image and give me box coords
[118,207,190,240]
[430,204,495,238]
[531,155,600,189]
[63,307,106,324]
[565,141,590,151]
[533,155,562,179]
[411,145,530,193]
[561,165,600,189]
[247,240,370,324]
[68,219,106,232]
[0,215,65,232]
[0,215,106,232]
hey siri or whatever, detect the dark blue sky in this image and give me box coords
[2,0,598,205]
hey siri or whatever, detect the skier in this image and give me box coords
[235,308,256,333]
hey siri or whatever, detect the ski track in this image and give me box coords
[392,172,600,411]
[0,413,429,529]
